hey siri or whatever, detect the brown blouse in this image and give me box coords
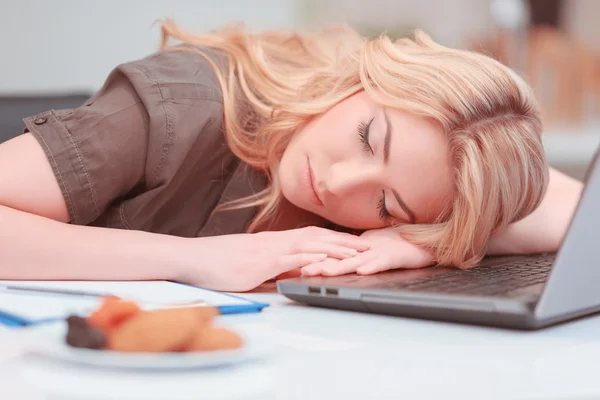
[24,47,267,237]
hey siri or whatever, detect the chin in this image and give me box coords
[278,178,303,209]
[277,162,305,209]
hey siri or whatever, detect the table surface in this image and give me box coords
[2,290,600,400]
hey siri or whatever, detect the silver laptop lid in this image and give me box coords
[535,146,600,320]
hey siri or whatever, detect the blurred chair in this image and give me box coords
[473,0,528,66]
[471,0,600,128]
[525,0,600,128]
[525,0,571,125]
[0,93,91,144]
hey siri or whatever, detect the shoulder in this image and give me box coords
[115,45,227,105]
[121,47,232,180]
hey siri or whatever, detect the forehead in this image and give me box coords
[384,107,454,223]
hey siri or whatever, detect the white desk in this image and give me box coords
[2,292,600,400]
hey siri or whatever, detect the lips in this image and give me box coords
[306,157,323,206]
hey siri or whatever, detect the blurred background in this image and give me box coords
[1,0,599,180]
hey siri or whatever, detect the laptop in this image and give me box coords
[277,147,600,330]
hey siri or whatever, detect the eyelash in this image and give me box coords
[377,191,392,221]
[357,119,374,154]
[357,119,391,221]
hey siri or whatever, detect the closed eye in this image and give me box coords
[357,118,374,154]
[377,191,392,221]
[358,118,392,222]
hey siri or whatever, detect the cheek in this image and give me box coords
[277,136,302,205]
[305,117,357,155]
[323,200,387,230]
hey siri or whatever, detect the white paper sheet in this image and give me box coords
[0,281,251,322]
[0,291,98,321]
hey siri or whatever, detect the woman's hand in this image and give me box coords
[177,227,370,292]
[300,227,433,277]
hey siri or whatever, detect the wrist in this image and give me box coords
[134,231,197,283]
[164,236,201,284]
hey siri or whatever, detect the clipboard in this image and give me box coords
[0,280,268,327]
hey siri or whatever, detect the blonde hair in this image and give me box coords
[159,20,548,268]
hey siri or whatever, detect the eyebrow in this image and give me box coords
[382,109,417,224]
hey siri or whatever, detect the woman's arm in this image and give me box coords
[0,205,191,281]
[0,133,188,281]
[0,134,367,290]
[487,167,584,255]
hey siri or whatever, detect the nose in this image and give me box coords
[320,161,380,199]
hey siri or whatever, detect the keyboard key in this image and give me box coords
[369,255,554,297]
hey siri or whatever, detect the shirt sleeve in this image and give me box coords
[24,47,225,227]
[24,63,150,225]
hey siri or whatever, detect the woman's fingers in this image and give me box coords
[321,252,374,276]
[325,233,370,252]
[301,258,339,276]
[273,268,302,281]
[300,242,361,260]
[357,259,391,275]
[276,253,328,274]
[303,251,403,277]
[302,252,375,277]
[308,228,370,252]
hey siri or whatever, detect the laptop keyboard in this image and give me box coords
[370,255,555,297]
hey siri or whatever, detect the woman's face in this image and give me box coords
[278,91,454,230]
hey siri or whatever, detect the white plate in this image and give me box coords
[23,320,272,370]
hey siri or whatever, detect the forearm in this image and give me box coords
[488,168,584,255]
[0,205,189,281]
